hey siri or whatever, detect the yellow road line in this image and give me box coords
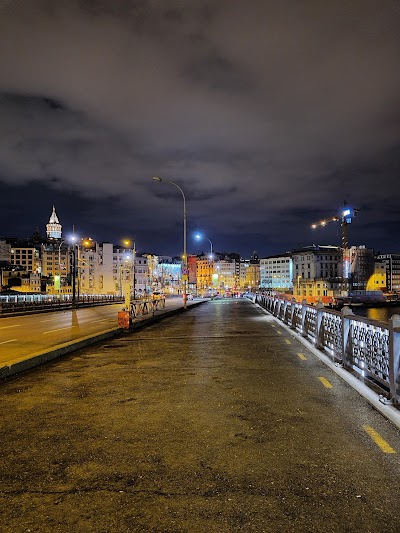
[318,377,333,389]
[363,425,396,454]
[285,339,291,345]
[277,330,282,335]
[297,353,307,360]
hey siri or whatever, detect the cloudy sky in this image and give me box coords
[0,0,399,257]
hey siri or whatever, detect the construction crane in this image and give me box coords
[311,202,357,249]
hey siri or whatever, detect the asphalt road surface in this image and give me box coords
[0,298,190,367]
[0,298,399,532]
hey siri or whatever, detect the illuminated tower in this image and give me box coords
[46,205,62,239]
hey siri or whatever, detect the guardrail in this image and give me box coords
[254,294,400,405]
[130,297,166,318]
[0,295,124,316]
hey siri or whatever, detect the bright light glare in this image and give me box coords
[343,209,351,216]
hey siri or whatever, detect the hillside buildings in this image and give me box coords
[1,206,399,300]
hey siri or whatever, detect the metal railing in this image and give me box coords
[254,294,400,405]
[0,294,124,316]
[130,297,166,319]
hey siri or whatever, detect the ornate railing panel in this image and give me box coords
[253,294,400,404]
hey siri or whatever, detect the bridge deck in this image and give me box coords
[0,298,400,531]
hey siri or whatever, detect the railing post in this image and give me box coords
[290,298,296,329]
[301,299,307,336]
[283,300,288,325]
[341,306,354,368]
[315,302,325,348]
[388,314,400,404]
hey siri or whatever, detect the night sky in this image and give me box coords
[1,0,399,258]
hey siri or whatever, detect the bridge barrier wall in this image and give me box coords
[254,295,400,405]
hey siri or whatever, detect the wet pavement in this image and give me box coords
[1,298,400,532]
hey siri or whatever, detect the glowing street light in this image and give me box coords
[194,232,213,259]
[69,235,78,304]
[152,176,188,309]
[122,239,137,303]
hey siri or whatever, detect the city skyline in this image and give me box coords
[1,1,400,257]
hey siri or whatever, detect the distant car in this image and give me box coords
[186,293,194,300]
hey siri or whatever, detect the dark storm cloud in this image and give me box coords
[0,0,399,255]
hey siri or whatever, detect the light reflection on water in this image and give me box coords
[351,306,400,324]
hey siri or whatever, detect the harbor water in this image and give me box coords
[351,305,400,324]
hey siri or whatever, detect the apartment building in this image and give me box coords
[376,253,400,292]
[292,245,343,300]
[259,254,293,292]
[196,256,214,293]
[10,244,41,273]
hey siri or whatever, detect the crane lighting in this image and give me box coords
[311,215,340,230]
[310,203,357,249]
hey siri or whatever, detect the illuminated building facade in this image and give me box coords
[10,245,41,273]
[196,256,214,294]
[366,261,386,291]
[260,254,292,292]
[214,259,237,293]
[292,245,343,300]
[348,246,374,291]
[46,206,62,239]
[376,253,400,292]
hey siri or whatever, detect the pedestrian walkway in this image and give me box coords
[0,298,399,532]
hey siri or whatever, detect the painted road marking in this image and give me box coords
[271,324,276,328]
[363,425,396,454]
[318,377,333,389]
[285,339,291,345]
[277,330,282,335]
[297,353,307,360]
[0,339,17,345]
[43,326,77,334]
[0,325,21,329]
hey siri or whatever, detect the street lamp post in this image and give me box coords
[132,241,136,300]
[57,239,67,299]
[123,239,136,302]
[70,236,77,305]
[152,176,188,309]
[297,274,302,297]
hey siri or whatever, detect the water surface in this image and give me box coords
[351,305,400,324]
